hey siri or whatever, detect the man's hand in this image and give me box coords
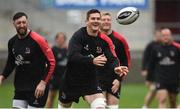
[141,70,147,77]
[111,79,120,93]
[34,80,46,98]
[114,66,129,77]
[0,75,5,85]
[93,54,107,66]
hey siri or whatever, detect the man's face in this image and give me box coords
[56,34,65,47]
[13,16,28,36]
[100,15,111,32]
[161,29,172,44]
[86,13,101,32]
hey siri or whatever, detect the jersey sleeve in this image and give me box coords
[142,42,153,70]
[147,46,156,75]
[68,32,94,66]
[99,33,120,72]
[1,39,16,78]
[113,31,131,68]
[30,31,55,83]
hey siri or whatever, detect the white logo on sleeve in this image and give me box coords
[84,44,89,51]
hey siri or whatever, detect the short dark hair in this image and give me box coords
[13,12,28,21]
[86,9,101,21]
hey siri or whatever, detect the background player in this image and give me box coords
[148,28,180,108]
[141,29,162,109]
[46,32,68,108]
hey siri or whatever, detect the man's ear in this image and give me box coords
[13,21,16,27]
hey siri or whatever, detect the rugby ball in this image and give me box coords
[116,7,140,25]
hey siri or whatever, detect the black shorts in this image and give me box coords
[98,79,121,99]
[49,75,61,90]
[14,88,49,107]
[58,77,102,103]
[146,72,155,82]
[155,82,179,94]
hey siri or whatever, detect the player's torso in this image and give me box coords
[53,47,67,67]
[11,35,39,67]
[10,35,46,91]
[153,44,180,83]
[154,44,179,67]
[81,34,106,58]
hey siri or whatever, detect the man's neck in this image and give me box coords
[101,29,112,36]
[18,29,30,39]
[86,27,98,37]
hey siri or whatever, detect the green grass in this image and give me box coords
[0,83,179,108]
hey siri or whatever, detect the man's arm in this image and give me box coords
[1,39,16,80]
[68,32,94,66]
[30,31,55,98]
[113,31,131,67]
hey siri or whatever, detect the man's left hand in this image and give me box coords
[111,79,120,93]
[34,80,46,98]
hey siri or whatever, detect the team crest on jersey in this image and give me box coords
[25,47,30,54]
[84,44,89,51]
[96,46,102,53]
[170,51,175,56]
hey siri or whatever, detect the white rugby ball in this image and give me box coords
[116,7,140,25]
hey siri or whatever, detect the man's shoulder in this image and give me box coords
[73,27,86,36]
[8,35,18,44]
[29,31,47,43]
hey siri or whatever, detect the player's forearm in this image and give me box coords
[69,53,94,66]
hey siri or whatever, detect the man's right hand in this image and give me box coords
[93,54,107,66]
[141,70,147,77]
[0,75,5,85]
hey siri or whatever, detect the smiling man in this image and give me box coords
[58,9,128,109]
[0,12,55,108]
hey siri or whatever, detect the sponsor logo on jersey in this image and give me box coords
[159,57,175,65]
[15,54,30,65]
[25,47,30,54]
[96,46,102,53]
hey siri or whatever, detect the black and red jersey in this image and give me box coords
[142,41,159,71]
[65,27,119,86]
[110,31,131,67]
[97,31,130,82]
[2,31,55,91]
[52,46,67,76]
[148,42,180,84]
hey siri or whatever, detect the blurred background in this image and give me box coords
[0,0,180,108]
